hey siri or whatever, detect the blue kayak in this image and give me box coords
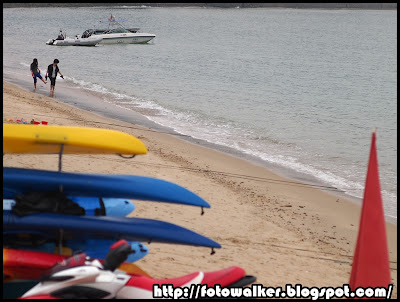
[3,197,135,217]
[4,236,148,263]
[3,198,144,262]
[69,197,135,216]
[3,167,210,208]
[3,210,221,248]
[67,239,148,262]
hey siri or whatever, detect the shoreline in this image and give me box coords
[3,79,397,296]
[5,73,394,226]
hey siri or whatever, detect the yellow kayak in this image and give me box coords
[3,124,147,156]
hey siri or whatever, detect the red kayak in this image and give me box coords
[20,263,253,299]
[15,240,256,299]
[3,248,150,282]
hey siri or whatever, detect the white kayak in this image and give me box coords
[46,35,103,46]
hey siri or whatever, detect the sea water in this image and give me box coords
[3,6,397,223]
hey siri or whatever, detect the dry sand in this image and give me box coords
[3,80,397,297]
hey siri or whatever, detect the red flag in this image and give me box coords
[109,14,113,21]
[349,130,391,290]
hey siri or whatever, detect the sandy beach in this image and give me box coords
[3,80,397,297]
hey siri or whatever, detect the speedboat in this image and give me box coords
[81,16,155,44]
[46,30,103,46]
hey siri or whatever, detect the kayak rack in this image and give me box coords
[58,144,64,172]
[57,229,64,255]
[58,144,64,194]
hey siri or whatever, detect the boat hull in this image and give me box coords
[96,33,155,44]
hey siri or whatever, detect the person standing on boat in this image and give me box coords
[57,29,65,40]
[30,58,47,91]
[45,59,64,96]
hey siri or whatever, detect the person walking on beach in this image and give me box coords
[30,58,47,91]
[45,59,64,96]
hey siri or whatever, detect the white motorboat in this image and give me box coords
[46,30,103,46]
[81,16,155,44]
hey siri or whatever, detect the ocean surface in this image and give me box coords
[3,6,397,223]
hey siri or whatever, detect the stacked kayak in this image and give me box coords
[3,196,143,261]
[5,245,256,299]
[3,124,221,290]
[3,247,150,281]
[3,124,148,156]
[4,197,136,217]
[3,166,215,258]
[3,124,228,298]
[3,167,211,208]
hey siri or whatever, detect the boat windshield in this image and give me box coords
[104,27,131,34]
[81,29,94,38]
[82,17,141,37]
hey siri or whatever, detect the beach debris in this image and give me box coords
[28,119,48,125]
[12,118,28,124]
